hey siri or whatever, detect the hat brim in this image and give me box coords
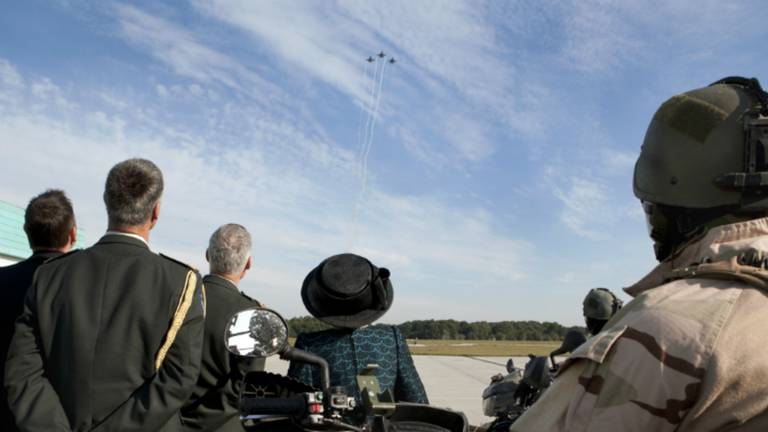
[301,275,393,329]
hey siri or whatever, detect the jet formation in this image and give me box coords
[349,51,395,248]
[368,51,396,64]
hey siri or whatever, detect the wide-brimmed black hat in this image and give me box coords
[301,253,394,329]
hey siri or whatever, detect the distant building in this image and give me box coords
[0,200,86,267]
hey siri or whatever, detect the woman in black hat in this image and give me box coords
[286,253,428,414]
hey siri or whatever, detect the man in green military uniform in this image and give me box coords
[512,78,768,431]
[181,224,264,431]
[5,158,205,431]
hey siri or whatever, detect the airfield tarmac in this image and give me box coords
[265,355,539,426]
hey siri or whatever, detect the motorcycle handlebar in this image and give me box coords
[241,394,307,416]
[279,346,330,390]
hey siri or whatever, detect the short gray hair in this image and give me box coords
[103,158,164,227]
[208,224,252,275]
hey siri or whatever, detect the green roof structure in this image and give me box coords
[0,200,86,261]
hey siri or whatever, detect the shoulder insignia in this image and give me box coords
[201,284,207,318]
[159,253,197,271]
[44,248,81,264]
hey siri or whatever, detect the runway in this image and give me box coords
[265,355,541,426]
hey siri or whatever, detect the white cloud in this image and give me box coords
[113,3,279,100]
[188,83,203,97]
[0,57,531,322]
[393,125,449,170]
[552,176,612,240]
[560,0,642,73]
[0,59,24,105]
[442,113,494,162]
[191,0,548,166]
[602,148,637,172]
[556,0,764,75]
[0,59,23,88]
[155,84,168,97]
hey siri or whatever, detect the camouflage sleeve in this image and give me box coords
[92,271,206,432]
[510,360,588,432]
[4,271,71,431]
[514,324,704,432]
[392,327,428,404]
[286,334,317,388]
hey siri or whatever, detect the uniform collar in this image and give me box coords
[28,250,63,262]
[31,250,63,258]
[625,216,768,297]
[203,273,239,292]
[99,231,150,249]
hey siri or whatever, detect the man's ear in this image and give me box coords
[56,226,77,253]
[149,201,161,228]
[67,226,77,249]
[240,256,252,279]
[205,248,210,263]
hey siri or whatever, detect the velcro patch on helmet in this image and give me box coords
[656,94,728,144]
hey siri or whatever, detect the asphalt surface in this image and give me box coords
[265,355,541,426]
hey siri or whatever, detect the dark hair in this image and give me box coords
[103,158,164,227]
[24,189,75,249]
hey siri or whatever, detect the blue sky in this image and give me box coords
[1,0,767,325]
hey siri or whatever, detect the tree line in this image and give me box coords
[287,316,583,341]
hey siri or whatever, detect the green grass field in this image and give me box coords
[405,339,561,356]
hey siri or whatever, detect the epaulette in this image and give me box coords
[44,248,81,264]
[159,253,197,271]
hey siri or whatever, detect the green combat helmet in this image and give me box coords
[634,77,768,261]
[582,288,622,335]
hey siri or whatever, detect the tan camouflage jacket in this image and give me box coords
[511,217,768,431]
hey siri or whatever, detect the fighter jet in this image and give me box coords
[378,51,385,58]
[389,58,396,64]
[367,56,374,63]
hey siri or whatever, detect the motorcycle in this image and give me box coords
[225,307,469,432]
[478,330,587,432]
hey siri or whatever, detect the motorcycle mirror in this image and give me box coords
[225,308,288,358]
[505,358,516,374]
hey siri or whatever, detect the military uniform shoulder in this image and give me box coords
[233,290,264,309]
[159,253,198,272]
[238,290,257,303]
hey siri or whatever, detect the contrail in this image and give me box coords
[347,57,381,249]
[360,59,389,192]
[347,54,392,250]
[355,60,374,175]
[359,58,382,178]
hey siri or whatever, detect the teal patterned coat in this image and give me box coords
[287,325,428,408]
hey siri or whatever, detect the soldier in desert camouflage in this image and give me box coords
[512,77,768,431]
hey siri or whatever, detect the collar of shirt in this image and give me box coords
[104,230,150,247]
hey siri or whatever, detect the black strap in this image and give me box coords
[710,76,768,115]
[667,250,768,293]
